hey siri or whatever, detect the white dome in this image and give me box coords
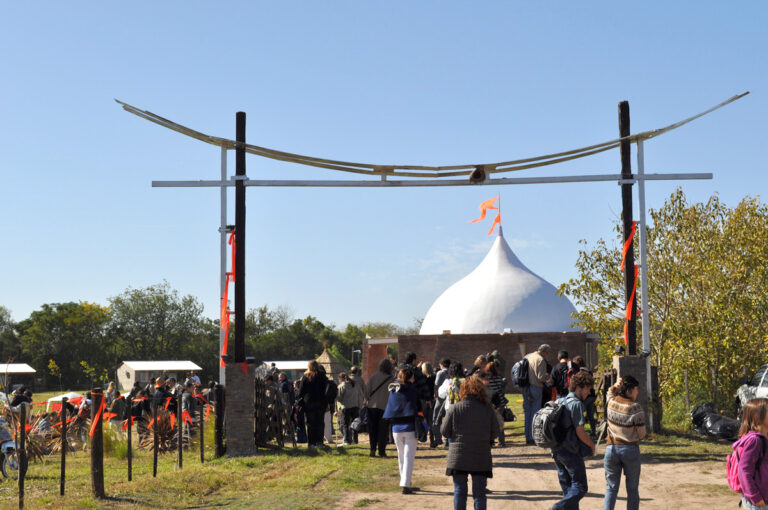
[419,228,578,334]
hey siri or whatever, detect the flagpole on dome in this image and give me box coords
[498,193,503,237]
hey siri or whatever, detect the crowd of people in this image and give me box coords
[270,348,652,510]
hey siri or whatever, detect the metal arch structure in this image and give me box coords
[119,93,748,433]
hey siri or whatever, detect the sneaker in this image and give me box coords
[337,442,350,447]
[369,451,376,457]
[402,487,419,494]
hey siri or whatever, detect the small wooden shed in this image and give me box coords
[117,360,202,391]
[0,363,37,392]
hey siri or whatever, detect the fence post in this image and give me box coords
[176,392,183,470]
[214,384,225,458]
[90,388,105,499]
[60,397,68,496]
[152,400,158,478]
[126,401,132,482]
[199,402,205,464]
[18,402,27,510]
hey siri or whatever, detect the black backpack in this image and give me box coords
[511,357,530,388]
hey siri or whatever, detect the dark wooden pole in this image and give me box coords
[176,393,183,470]
[126,401,132,482]
[234,111,246,363]
[199,402,205,464]
[18,402,27,509]
[214,384,225,458]
[59,397,68,495]
[90,388,105,499]
[152,401,158,478]
[619,100,637,355]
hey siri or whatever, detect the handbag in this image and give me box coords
[502,406,516,422]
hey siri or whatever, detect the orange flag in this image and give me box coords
[487,212,501,235]
[469,197,499,223]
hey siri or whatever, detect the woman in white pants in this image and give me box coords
[383,367,421,494]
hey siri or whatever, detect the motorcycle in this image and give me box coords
[0,417,19,479]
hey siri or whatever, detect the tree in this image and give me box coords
[18,302,111,388]
[559,189,768,409]
[108,281,207,362]
[0,306,21,361]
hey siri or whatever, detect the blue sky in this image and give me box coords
[1,2,765,330]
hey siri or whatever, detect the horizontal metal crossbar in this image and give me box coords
[152,172,712,188]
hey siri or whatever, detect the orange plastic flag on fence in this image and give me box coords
[103,412,117,421]
[624,264,639,320]
[89,398,106,437]
[487,212,501,235]
[469,197,499,223]
[205,405,211,421]
[182,410,193,425]
[170,414,176,430]
[164,397,172,410]
[121,417,135,431]
[147,417,156,430]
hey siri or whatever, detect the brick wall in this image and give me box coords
[224,363,256,457]
[364,332,598,390]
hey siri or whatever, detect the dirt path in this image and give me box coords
[339,442,736,509]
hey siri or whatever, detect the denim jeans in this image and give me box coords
[603,444,641,510]
[522,385,542,442]
[742,496,763,510]
[452,473,487,510]
[552,448,588,509]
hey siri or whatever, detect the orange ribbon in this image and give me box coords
[623,264,639,345]
[620,221,637,271]
[205,405,211,421]
[241,361,248,375]
[170,414,176,430]
[469,197,499,223]
[147,417,156,430]
[182,410,193,425]
[89,397,106,437]
[194,395,208,404]
[132,397,147,402]
[103,412,117,421]
[17,424,34,432]
[53,416,77,428]
[164,397,172,410]
[121,416,135,431]
[487,211,501,236]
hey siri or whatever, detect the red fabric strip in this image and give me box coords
[620,222,637,271]
[89,397,106,437]
[486,211,501,236]
[469,197,499,223]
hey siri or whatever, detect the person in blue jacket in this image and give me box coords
[383,367,422,494]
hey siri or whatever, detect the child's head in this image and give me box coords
[739,398,768,437]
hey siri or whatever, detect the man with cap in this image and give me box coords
[522,344,552,445]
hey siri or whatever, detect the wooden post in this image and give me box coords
[18,402,27,510]
[176,393,183,470]
[90,388,105,499]
[126,401,132,482]
[199,403,205,464]
[60,397,68,496]
[619,100,638,355]
[214,384,225,458]
[234,111,246,363]
[152,401,158,477]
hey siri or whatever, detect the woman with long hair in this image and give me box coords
[383,367,421,494]
[366,358,394,457]
[732,398,768,509]
[603,375,647,510]
[484,362,507,447]
[297,360,329,448]
[441,375,500,510]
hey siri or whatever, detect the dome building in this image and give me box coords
[362,228,597,384]
[420,227,577,335]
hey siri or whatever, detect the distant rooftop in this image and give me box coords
[121,361,201,371]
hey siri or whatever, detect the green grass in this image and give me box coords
[0,391,734,509]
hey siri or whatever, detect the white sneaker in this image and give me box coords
[338,442,350,447]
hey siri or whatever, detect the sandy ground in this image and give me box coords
[338,441,736,509]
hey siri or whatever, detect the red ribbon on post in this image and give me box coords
[623,264,639,345]
[182,410,193,425]
[89,397,106,437]
[621,221,637,271]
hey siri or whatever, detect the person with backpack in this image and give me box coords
[730,397,768,509]
[441,374,500,510]
[549,370,596,510]
[383,367,422,494]
[437,362,465,446]
[522,344,552,445]
[604,375,647,510]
